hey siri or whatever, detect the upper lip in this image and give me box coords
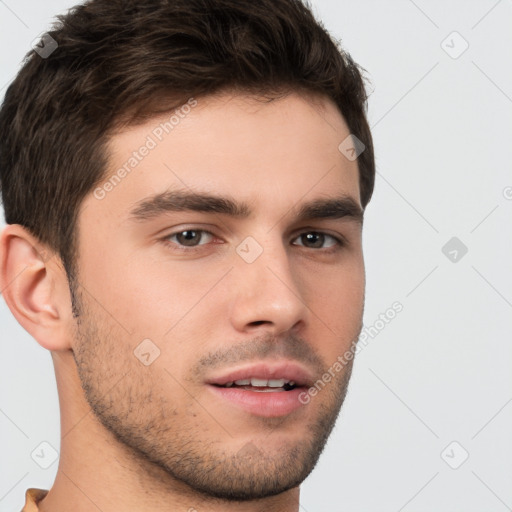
[205,361,314,387]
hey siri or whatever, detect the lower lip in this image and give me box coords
[207,385,308,417]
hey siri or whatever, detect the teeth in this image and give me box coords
[250,378,269,387]
[267,379,286,387]
[222,378,296,388]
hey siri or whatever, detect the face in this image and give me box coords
[71,90,365,500]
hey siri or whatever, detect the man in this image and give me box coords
[0,0,375,510]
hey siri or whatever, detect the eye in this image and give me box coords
[162,229,215,249]
[292,231,343,251]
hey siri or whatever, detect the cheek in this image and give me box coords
[318,280,363,329]
[93,251,228,339]
[304,259,365,351]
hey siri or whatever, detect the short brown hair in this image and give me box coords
[0,0,375,279]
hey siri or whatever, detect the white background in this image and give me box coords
[1,1,511,511]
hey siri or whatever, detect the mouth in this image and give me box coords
[205,361,313,417]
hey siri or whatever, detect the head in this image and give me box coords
[0,0,374,502]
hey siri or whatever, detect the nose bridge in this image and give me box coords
[229,230,307,333]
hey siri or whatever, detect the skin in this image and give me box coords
[0,90,365,512]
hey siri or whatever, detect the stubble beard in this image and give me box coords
[70,284,356,502]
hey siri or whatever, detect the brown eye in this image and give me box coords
[293,232,340,250]
[164,229,214,248]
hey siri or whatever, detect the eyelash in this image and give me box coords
[160,229,345,254]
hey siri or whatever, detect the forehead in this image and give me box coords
[83,91,361,224]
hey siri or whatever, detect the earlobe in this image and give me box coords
[0,224,73,352]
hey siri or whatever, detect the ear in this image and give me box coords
[0,224,73,351]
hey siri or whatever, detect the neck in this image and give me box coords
[38,351,300,512]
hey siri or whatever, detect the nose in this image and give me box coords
[228,235,308,337]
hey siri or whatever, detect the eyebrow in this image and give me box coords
[128,190,364,225]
